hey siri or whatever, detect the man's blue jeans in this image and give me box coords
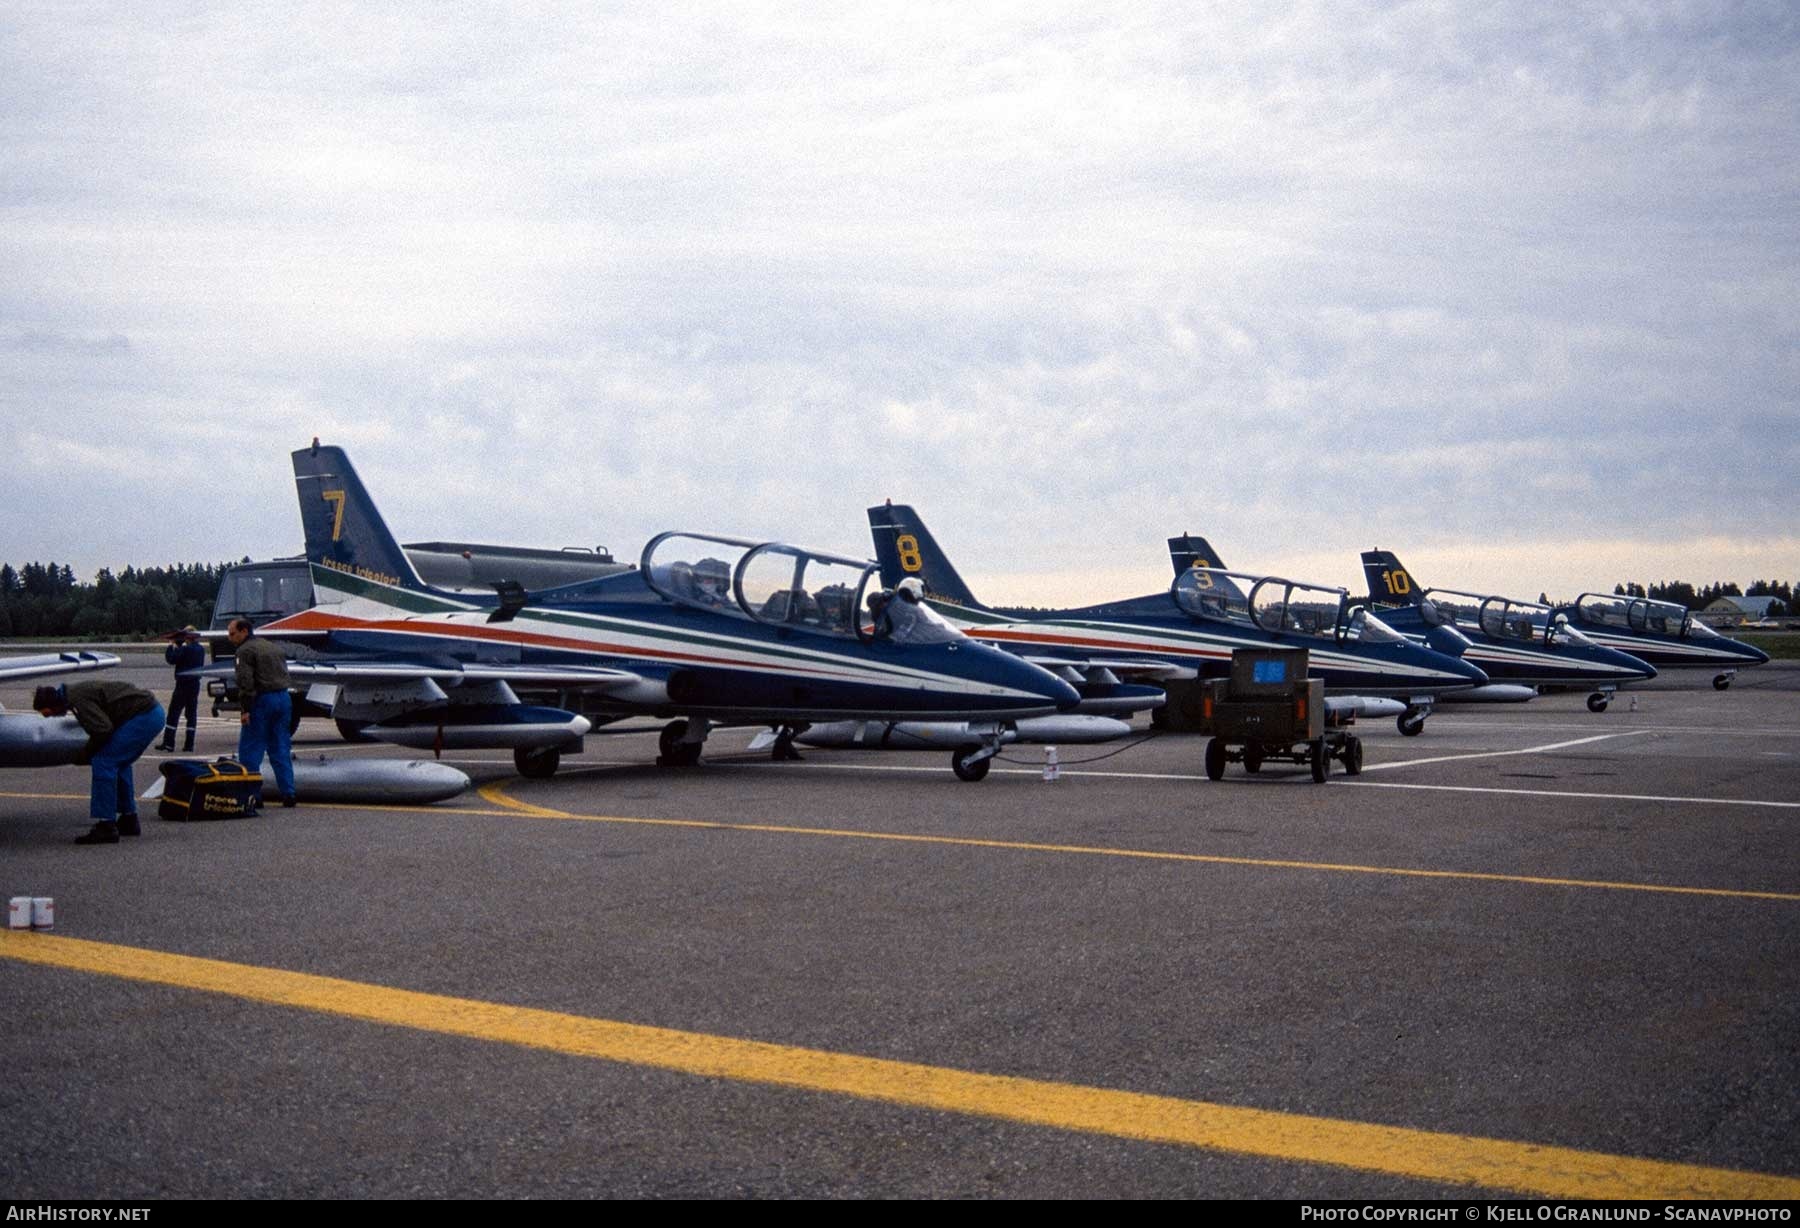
[237,690,294,799]
[90,704,166,820]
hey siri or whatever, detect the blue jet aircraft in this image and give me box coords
[237,445,1081,779]
[1550,589,1769,690]
[1355,550,1658,712]
[867,505,1489,741]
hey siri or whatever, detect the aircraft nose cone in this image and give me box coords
[983,647,1081,711]
[1452,655,1489,687]
[1747,643,1771,665]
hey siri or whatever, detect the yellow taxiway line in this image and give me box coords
[4,931,1794,1200]
[475,784,1800,903]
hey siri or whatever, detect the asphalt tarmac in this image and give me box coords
[3,652,1797,1198]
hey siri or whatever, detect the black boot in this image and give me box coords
[117,813,141,837]
[75,820,120,845]
[182,729,195,753]
[159,729,176,753]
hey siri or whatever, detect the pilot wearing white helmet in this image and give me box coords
[884,577,926,641]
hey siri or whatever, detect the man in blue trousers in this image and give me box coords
[160,624,206,752]
[228,618,296,807]
[34,680,166,844]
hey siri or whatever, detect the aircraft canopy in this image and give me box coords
[640,533,881,639]
[1173,569,1406,644]
[1574,593,1717,639]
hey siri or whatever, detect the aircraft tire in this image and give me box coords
[1243,743,1264,774]
[1713,674,1732,691]
[335,718,374,743]
[1203,738,1226,781]
[951,747,991,782]
[287,703,304,736]
[1586,693,1609,713]
[1397,712,1426,737]
[514,747,561,779]
[657,721,703,766]
[1310,739,1330,783]
[1342,736,1363,775]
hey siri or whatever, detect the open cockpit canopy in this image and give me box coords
[1574,593,1717,639]
[1421,589,1601,648]
[640,533,883,639]
[1173,568,1405,644]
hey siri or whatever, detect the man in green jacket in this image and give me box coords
[228,618,296,806]
[34,679,166,844]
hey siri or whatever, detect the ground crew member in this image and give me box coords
[228,618,296,807]
[33,680,166,844]
[160,625,206,752]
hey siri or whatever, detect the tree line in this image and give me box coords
[1608,579,1793,616]
[0,561,240,639]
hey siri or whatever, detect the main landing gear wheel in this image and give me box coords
[1340,735,1363,776]
[1587,693,1610,713]
[1397,711,1426,737]
[1713,674,1733,691]
[1204,737,1227,781]
[1243,743,1264,774]
[1310,738,1331,783]
[658,720,703,767]
[951,746,992,782]
[335,718,374,743]
[514,746,561,778]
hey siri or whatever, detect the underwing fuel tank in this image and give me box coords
[140,756,472,805]
[0,713,89,768]
[364,705,591,751]
[269,756,470,803]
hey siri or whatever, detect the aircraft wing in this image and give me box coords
[1017,655,1197,682]
[188,659,647,692]
[0,651,122,683]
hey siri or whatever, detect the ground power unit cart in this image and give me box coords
[1198,648,1363,783]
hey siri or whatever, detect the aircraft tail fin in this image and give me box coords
[866,503,987,611]
[291,442,428,592]
[1362,549,1423,605]
[1167,534,1228,577]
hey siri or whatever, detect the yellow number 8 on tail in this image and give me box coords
[896,534,923,573]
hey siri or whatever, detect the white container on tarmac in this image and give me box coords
[1043,746,1060,782]
[9,897,31,929]
[31,897,53,930]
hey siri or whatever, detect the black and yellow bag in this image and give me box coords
[158,758,263,821]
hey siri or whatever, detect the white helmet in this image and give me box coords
[896,577,925,600]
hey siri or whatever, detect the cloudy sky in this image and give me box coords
[3,1,1795,605]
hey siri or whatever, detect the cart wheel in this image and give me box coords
[1586,693,1609,713]
[1310,739,1330,783]
[1204,738,1227,781]
[1397,712,1426,737]
[951,747,991,782]
[1713,674,1731,691]
[1243,743,1264,774]
[1342,736,1363,776]
[1149,705,1169,730]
